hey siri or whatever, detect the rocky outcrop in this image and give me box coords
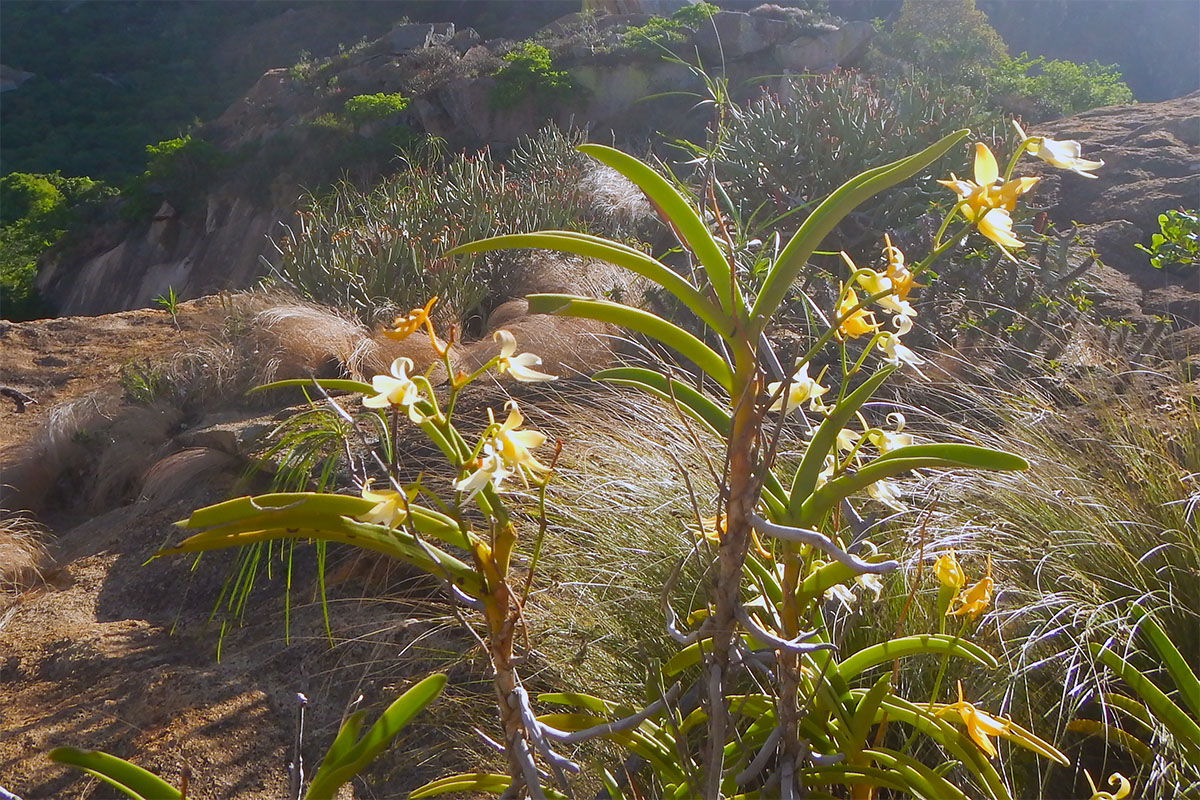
[38,9,873,317]
[1029,91,1199,331]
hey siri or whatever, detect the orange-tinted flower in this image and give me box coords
[384,296,437,341]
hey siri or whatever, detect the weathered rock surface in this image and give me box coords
[1030,91,1200,331]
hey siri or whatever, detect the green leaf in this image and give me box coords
[162,500,484,598]
[251,378,376,396]
[837,635,999,682]
[305,673,447,799]
[48,748,181,800]
[578,143,739,315]
[1065,719,1153,763]
[847,673,892,756]
[865,748,971,800]
[447,231,730,337]
[799,446,1028,526]
[1130,604,1200,720]
[1090,642,1200,759]
[788,366,896,519]
[409,773,511,798]
[527,293,732,391]
[593,367,730,438]
[318,710,366,778]
[872,443,1029,471]
[754,129,969,324]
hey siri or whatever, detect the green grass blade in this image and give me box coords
[578,143,739,315]
[305,674,447,799]
[753,129,968,324]
[48,748,181,800]
[527,294,733,391]
[837,635,999,682]
[409,773,511,798]
[447,231,730,337]
[1065,719,1153,763]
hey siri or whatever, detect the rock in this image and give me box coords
[693,11,798,61]
[0,63,35,92]
[775,20,874,72]
[450,27,481,54]
[383,22,456,53]
[1144,286,1200,326]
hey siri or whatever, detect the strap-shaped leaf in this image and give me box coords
[1090,642,1200,759]
[1065,719,1153,763]
[251,378,376,396]
[48,748,181,800]
[594,367,730,438]
[754,129,969,324]
[872,443,1029,471]
[865,748,971,800]
[579,143,739,316]
[527,294,733,391]
[837,635,998,682]
[160,515,484,598]
[305,674,447,799]
[447,231,730,337]
[1131,604,1200,720]
[799,446,1029,526]
[316,710,365,782]
[847,673,892,757]
[409,773,512,798]
[788,366,896,519]
[176,493,468,550]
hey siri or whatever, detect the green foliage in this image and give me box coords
[119,359,170,404]
[670,1,720,27]
[343,92,411,126]
[124,133,227,218]
[886,0,1008,83]
[1136,209,1199,273]
[987,53,1133,118]
[490,42,585,111]
[0,171,115,321]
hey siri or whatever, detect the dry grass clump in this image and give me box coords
[0,512,50,594]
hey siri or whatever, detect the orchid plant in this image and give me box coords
[160,124,1107,798]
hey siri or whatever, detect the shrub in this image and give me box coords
[1,171,116,320]
[343,92,410,126]
[1136,209,1198,274]
[489,41,585,111]
[886,0,1008,83]
[124,133,227,217]
[987,53,1133,119]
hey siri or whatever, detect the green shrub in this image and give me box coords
[0,172,63,225]
[885,0,1008,83]
[122,133,227,218]
[670,1,720,27]
[489,42,585,111]
[1,171,116,320]
[1136,209,1199,274]
[343,92,410,126]
[987,53,1133,118]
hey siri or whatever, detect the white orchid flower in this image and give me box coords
[494,330,556,383]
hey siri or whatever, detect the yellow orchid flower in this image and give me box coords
[363,357,433,423]
[1085,771,1131,800]
[384,296,438,341]
[947,554,994,619]
[356,479,417,529]
[934,549,967,594]
[700,513,772,559]
[866,412,912,454]
[767,361,829,414]
[1014,120,1104,178]
[939,143,1039,251]
[494,330,556,383]
[836,285,881,340]
[491,401,551,475]
[941,681,1009,758]
[883,234,920,303]
[844,251,914,318]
